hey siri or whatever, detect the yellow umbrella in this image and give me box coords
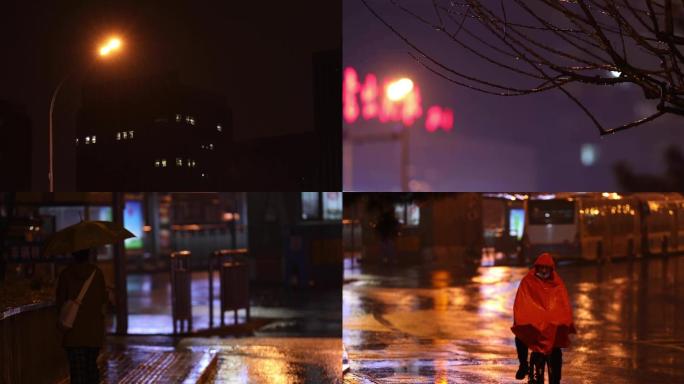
[43,220,135,256]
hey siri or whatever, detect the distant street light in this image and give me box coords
[386,78,413,102]
[49,35,124,192]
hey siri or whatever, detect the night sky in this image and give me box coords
[1,1,340,190]
[344,1,684,191]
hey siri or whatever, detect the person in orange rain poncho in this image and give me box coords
[511,253,576,382]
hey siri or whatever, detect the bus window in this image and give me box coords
[528,200,575,225]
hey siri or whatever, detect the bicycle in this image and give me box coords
[528,351,558,384]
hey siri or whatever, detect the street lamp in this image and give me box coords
[48,35,124,192]
[386,78,413,102]
[386,77,414,191]
[98,37,123,57]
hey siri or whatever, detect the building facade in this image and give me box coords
[76,74,232,190]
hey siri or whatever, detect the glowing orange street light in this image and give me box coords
[386,77,414,101]
[49,35,126,192]
[98,36,123,57]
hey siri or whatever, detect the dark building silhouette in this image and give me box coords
[76,74,232,190]
[76,49,341,191]
[0,101,32,190]
[227,49,342,190]
[312,49,342,190]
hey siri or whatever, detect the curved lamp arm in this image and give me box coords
[48,73,71,193]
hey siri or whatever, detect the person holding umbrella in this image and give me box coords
[47,220,134,384]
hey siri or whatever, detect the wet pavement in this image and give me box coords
[111,271,341,337]
[180,337,342,383]
[99,337,216,383]
[343,255,684,383]
[97,335,341,383]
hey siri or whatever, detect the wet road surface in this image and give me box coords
[343,255,684,383]
[180,337,342,383]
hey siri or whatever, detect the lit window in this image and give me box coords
[122,131,128,139]
[394,202,420,226]
[75,138,79,145]
[116,132,121,140]
[161,159,167,167]
[201,173,206,177]
[216,124,222,132]
[154,160,160,167]
[301,192,320,220]
[322,192,342,220]
[176,158,183,166]
[209,143,214,150]
[85,136,91,144]
[92,135,96,144]
[185,116,195,125]
[129,130,134,139]
[189,117,195,125]
[187,159,192,167]
[176,114,182,122]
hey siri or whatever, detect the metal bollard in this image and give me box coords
[170,250,192,334]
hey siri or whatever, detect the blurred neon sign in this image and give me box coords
[343,67,454,132]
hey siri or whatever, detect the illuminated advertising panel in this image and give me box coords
[124,200,144,250]
[509,208,525,240]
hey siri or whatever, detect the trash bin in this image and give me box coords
[220,260,250,326]
[170,250,192,334]
[208,249,250,328]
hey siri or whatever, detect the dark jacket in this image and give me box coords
[56,263,107,348]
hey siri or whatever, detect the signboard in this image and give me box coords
[343,67,454,132]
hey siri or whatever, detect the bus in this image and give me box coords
[636,193,684,255]
[525,195,581,260]
[525,193,684,261]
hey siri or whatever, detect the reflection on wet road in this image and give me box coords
[343,256,684,383]
[180,337,342,383]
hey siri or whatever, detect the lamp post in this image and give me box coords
[48,36,124,192]
[386,78,413,192]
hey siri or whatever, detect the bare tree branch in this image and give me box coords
[360,0,684,135]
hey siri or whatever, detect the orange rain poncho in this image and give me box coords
[511,253,576,354]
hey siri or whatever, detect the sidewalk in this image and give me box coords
[55,336,217,384]
[92,335,341,383]
[112,271,341,338]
